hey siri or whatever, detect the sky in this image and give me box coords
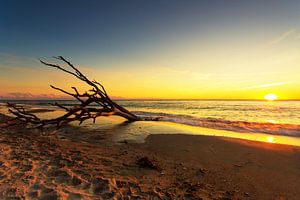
[0,0,300,100]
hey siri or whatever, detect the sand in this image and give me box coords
[0,114,300,199]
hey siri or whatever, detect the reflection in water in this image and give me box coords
[1,104,300,147]
[267,136,274,143]
[70,117,300,147]
[2,100,300,137]
[153,121,300,147]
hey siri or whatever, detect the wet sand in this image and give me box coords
[0,114,300,199]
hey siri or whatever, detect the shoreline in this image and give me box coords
[1,103,300,147]
[1,114,300,199]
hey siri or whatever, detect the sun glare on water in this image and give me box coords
[264,94,278,101]
[266,136,275,143]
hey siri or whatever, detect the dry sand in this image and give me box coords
[0,114,300,200]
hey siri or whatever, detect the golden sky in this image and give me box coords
[1,1,300,100]
[1,34,299,100]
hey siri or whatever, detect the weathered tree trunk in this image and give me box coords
[5,56,142,128]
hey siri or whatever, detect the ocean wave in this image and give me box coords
[2,100,300,137]
[133,111,300,137]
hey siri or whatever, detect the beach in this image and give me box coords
[2,1,300,199]
[1,113,299,200]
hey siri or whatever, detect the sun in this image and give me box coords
[264,93,278,101]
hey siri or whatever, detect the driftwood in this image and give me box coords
[5,56,142,128]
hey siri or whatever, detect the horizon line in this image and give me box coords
[1,98,300,101]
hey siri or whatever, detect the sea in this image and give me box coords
[1,100,300,138]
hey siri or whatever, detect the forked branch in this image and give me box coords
[6,56,142,128]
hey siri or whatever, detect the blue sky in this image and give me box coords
[1,0,300,99]
[1,0,298,60]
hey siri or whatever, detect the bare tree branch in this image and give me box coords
[7,56,142,128]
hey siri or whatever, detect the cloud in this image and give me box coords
[0,92,129,100]
[266,29,296,47]
[0,53,37,66]
[0,92,70,100]
[240,81,291,90]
